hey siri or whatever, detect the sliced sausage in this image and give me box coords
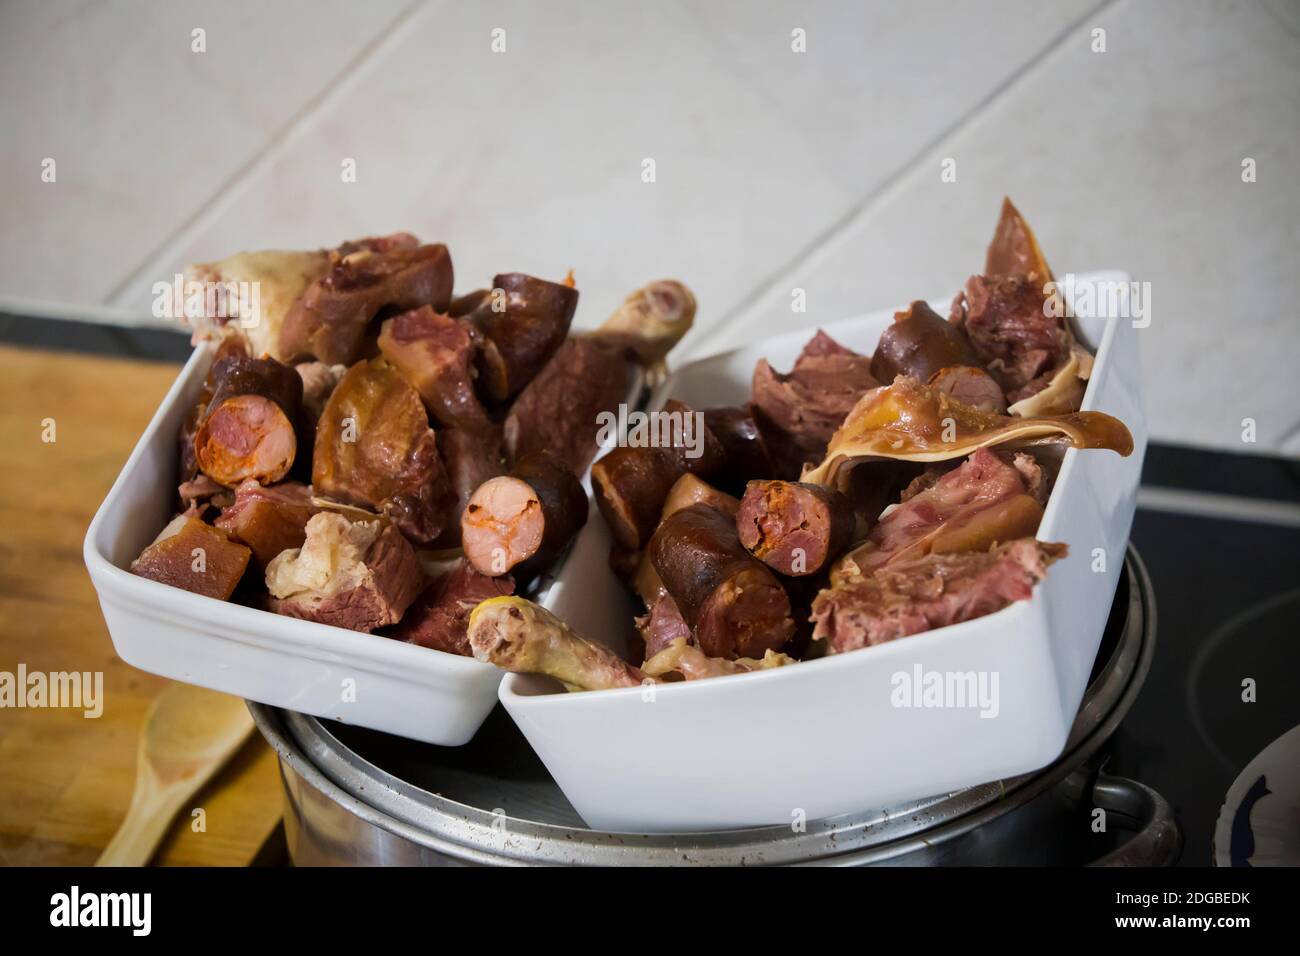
[462,273,578,402]
[461,451,587,580]
[736,480,855,577]
[194,351,303,487]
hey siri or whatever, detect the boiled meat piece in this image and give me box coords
[812,538,1068,652]
[388,559,515,656]
[266,512,423,633]
[751,330,879,478]
[834,448,1043,582]
[503,335,632,474]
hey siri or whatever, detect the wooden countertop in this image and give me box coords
[0,344,283,866]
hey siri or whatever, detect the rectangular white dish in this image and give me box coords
[84,344,634,746]
[504,270,1148,832]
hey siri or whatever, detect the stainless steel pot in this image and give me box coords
[250,546,1179,866]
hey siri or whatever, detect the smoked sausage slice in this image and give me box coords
[461,451,587,579]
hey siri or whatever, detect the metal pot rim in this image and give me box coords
[251,546,1155,865]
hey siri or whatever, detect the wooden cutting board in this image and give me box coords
[0,344,283,866]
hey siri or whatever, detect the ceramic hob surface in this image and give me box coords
[1117,446,1300,867]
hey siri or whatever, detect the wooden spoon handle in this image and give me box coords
[96,783,186,867]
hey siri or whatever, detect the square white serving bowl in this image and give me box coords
[503,271,1148,832]
[84,344,635,746]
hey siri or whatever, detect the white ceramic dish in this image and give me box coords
[503,271,1148,832]
[84,345,638,746]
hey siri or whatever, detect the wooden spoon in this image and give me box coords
[96,683,255,867]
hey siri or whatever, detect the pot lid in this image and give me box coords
[256,547,1154,865]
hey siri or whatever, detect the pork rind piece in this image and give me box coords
[801,375,1132,489]
[312,358,448,543]
[130,515,251,600]
[266,512,423,633]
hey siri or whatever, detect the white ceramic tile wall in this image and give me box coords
[0,0,416,312]
[2,0,1296,454]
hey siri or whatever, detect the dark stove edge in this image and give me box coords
[0,311,192,363]
[1141,443,1300,503]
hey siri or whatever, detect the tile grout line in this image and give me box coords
[101,0,432,310]
[685,0,1121,359]
[1259,0,1300,46]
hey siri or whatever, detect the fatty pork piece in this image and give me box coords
[590,399,725,551]
[985,196,1054,283]
[280,240,454,366]
[181,249,332,361]
[649,503,795,659]
[870,300,981,385]
[377,306,493,435]
[801,375,1133,490]
[387,559,515,656]
[193,351,304,487]
[460,450,587,579]
[503,335,632,474]
[641,637,795,681]
[812,538,1068,652]
[736,480,856,578]
[752,330,879,478]
[456,272,578,402]
[215,480,315,568]
[181,233,422,362]
[131,515,251,600]
[468,596,649,691]
[312,358,448,543]
[266,513,423,632]
[834,447,1045,583]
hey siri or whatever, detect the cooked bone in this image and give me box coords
[468,596,648,691]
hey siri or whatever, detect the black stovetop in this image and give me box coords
[1114,445,1300,866]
